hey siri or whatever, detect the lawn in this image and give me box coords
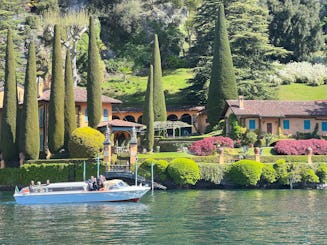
[102,68,194,106]
[278,83,327,100]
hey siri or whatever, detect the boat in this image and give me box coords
[14,179,150,204]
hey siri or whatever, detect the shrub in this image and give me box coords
[273,160,289,185]
[301,168,319,184]
[316,164,327,183]
[227,160,264,186]
[139,158,168,181]
[167,158,200,185]
[68,127,105,158]
[274,139,327,155]
[261,164,277,184]
[189,136,234,156]
[197,162,225,184]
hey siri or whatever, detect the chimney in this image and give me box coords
[238,95,244,109]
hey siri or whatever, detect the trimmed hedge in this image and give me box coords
[227,160,264,186]
[0,162,106,186]
[167,158,200,185]
[197,162,225,184]
[139,158,168,181]
[274,139,327,155]
[68,127,105,158]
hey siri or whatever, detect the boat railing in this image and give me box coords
[110,163,131,172]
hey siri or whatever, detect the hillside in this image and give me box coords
[103,68,327,106]
[102,68,194,107]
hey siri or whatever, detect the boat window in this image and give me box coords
[48,186,85,192]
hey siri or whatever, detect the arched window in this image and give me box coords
[103,109,108,122]
[84,108,88,122]
[167,114,178,121]
[124,115,135,122]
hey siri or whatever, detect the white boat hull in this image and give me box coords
[14,186,150,205]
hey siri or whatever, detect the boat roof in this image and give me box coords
[46,182,87,188]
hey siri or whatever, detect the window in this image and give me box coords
[249,119,256,130]
[304,120,310,130]
[283,120,290,130]
[84,108,88,122]
[322,122,327,132]
[39,108,44,128]
[103,109,108,122]
[39,131,44,151]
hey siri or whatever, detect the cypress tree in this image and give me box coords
[0,29,18,161]
[207,4,238,129]
[64,49,77,151]
[48,24,65,154]
[87,16,102,128]
[152,34,166,122]
[143,65,154,152]
[21,40,39,160]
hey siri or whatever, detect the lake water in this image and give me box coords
[1,189,327,244]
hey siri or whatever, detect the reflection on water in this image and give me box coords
[1,190,327,244]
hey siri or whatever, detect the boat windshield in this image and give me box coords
[104,180,129,190]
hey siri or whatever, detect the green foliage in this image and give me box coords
[197,162,225,184]
[87,16,102,128]
[139,158,169,181]
[273,159,289,185]
[301,168,319,184]
[143,65,154,151]
[167,158,200,185]
[316,164,327,183]
[228,114,244,140]
[1,29,18,161]
[267,0,324,62]
[227,160,264,186]
[68,127,105,158]
[152,34,167,121]
[48,25,65,154]
[207,4,237,128]
[20,40,40,160]
[261,164,277,184]
[244,131,258,146]
[64,50,77,150]
[0,161,106,186]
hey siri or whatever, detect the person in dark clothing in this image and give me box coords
[88,176,97,191]
[97,176,104,190]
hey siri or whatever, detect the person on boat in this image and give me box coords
[88,176,97,191]
[97,175,105,190]
[29,180,35,192]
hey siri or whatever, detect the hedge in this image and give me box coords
[197,162,225,184]
[167,158,200,185]
[0,162,106,186]
[227,160,264,186]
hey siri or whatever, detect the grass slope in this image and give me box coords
[278,84,327,100]
[103,68,326,106]
[102,68,193,106]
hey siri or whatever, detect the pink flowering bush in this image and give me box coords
[274,139,327,155]
[189,136,234,156]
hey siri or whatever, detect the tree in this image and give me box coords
[152,34,166,122]
[0,0,29,83]
[42,10,89,86]
[184,0,286,103]
[267,0,324,62]
[87,16,102,128]
[143,65,154,152]
[64,49,77,151]
[0,29,18,161]
[20,40,39,160]
[207,4,237,128]
[48,24,65,154]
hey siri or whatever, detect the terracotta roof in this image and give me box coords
[226,100,327,117]
[98,119,145,128]
[113,105,205,113]
[39,87,122,104]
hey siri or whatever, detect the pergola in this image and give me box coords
[153,120,192,138]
